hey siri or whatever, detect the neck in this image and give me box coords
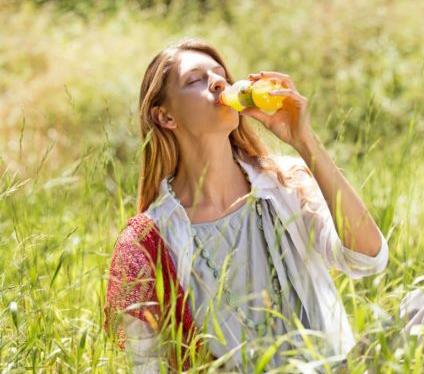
[170,141,250,213]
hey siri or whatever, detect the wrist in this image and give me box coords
[293,131,319,156]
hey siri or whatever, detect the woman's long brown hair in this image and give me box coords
[137,37,311,214]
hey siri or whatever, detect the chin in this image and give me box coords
[225,120,240,134]
[218,108,239,121]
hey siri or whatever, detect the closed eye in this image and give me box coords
[187,75,229,85]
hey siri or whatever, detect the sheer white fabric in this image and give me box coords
[120,153,392,371]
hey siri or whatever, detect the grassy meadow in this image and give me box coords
[1,0,423,372]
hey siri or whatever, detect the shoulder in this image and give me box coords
[110,213,160,273]
[268,153,309,172]
[267,153,322,207]
[267,153,315,188]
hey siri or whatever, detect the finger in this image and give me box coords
[247,73,262,81]
[269,88,292,95]
[259,71,290,79]
[247,71,287,80]
[259,71,297,91]
[248,71,296,91]
[269,89,306,101]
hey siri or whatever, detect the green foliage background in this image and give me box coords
[0,0,423,372]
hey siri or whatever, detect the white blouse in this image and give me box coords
[178,196,316,371]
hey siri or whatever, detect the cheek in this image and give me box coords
[184,90,209,102]
[179,91,210,113]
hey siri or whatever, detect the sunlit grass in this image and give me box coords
[1,0,423,372]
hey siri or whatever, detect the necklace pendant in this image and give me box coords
[200,247,210,259]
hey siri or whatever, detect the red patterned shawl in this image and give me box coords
[103,213,200,370]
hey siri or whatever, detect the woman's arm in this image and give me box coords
[240,70,385,257]
[240,70,389,278]
[274,154,389,279]
[294,131,383,257]
[104,225,167,372]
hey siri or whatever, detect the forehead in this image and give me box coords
[174,50,222,76]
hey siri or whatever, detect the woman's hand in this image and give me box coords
[240,71,313,150]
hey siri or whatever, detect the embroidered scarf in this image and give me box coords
[103,213,201,371]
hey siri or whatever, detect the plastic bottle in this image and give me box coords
[218,77,287,115]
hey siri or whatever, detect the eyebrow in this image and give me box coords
[181,65,226,80]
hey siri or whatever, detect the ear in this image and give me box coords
[151,106,177,130]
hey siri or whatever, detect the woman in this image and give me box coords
[104,38,390,372]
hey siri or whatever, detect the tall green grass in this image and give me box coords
[1,0,423,372]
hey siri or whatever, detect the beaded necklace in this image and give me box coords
[165,156,286,336]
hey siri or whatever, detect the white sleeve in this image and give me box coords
[278,155,389,279]
[123,314,166,373]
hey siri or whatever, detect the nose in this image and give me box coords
[210,75,227,93]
